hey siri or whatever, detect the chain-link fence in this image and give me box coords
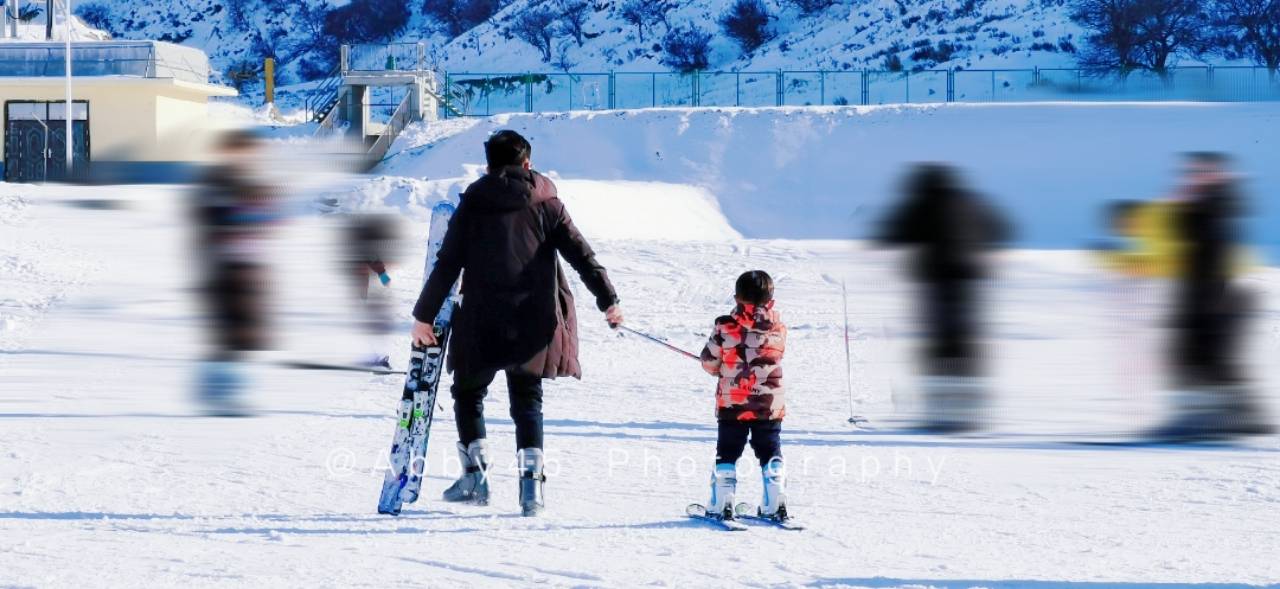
[438,67,1280,118]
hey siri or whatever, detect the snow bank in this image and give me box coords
[380,103,1280,260]
[550,177,741,241]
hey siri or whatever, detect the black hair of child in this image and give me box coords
[735,270,774,306]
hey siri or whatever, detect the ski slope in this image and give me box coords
[1,177,1278,587]
[383,103,1280,261]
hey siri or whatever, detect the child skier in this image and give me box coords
[698,270,791,523]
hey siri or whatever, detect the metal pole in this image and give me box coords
[64,0,72,177]
[44,0,50,39]
[842,280,856,421]
[651,72,656,107]
[615,325,699,361]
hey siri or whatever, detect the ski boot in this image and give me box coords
[920,374,986,434]
[1219,385,1275,437]
[759,459,790,522]
[197,360,251,417]
[518,448,546,517]
[442,439,490,505]
[707,463,738,520]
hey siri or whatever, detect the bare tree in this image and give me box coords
[619,0,669,43]
[1071,0,1208,75]
[1133,0,1211,74]
[1214,0,1280,75]
[1072,0,1146,71]
[559,0,592,47]
[509,6,559,62]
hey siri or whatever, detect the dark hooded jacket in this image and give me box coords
[413,167,618,379]
[877,165,1011,282]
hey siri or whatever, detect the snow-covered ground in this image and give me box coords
[2,183,1279,587]
[2,103,1280,587]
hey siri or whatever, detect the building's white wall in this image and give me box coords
[0,79,228,164]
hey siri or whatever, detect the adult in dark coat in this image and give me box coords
[1170,153,1249,387]
[877,163,1011,377]
[410,130,623,515]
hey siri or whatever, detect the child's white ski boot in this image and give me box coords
[760,460,789,521]
[707,463,738,520]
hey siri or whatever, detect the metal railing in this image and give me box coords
[0,41,212,84]
[342,42,432,74]
[440,66,1280,118]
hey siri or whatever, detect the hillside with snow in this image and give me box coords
[62,0,1089,89]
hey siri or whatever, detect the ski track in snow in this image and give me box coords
[0,183,1278,588]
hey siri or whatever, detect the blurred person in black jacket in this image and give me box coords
[1158,152,1270,438]
[877,163,1011,431]
[191,130,283,416]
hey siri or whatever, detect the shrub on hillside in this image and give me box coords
[423,0,501,38]
[720,0,774,53]
[660,25,712,72]
[322,0,410,44]
[74,3,114,33]
[781,0,835,15]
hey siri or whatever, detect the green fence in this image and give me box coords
[437,67,1280,118]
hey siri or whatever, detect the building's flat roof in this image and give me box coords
[0,40,220,87]
[0,75,238,97]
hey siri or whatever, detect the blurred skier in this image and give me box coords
[410,130,624,516]
[342,213,400,370]
[877,163,1011,432]
[697,271,792,525]
[191,129,283,416]
[1156,153,1270,439]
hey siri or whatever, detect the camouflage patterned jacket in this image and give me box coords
[700,302,787,421]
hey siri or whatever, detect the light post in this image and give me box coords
[63,0,71,176]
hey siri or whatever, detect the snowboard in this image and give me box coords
[377,201,459,516]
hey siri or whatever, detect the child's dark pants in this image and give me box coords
[716,420,782,467]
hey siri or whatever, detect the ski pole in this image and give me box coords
[843,280,856,422]
[614,325,700,361]
[843,278,872,428]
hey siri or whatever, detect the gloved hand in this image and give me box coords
[378,271,391,286]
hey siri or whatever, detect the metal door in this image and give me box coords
[3,101,89,182]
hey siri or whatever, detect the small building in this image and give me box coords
[0,40,237,183]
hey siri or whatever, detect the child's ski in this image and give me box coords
[734,503,805,530]
[685,503,748,531]
[377,201,459,515]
